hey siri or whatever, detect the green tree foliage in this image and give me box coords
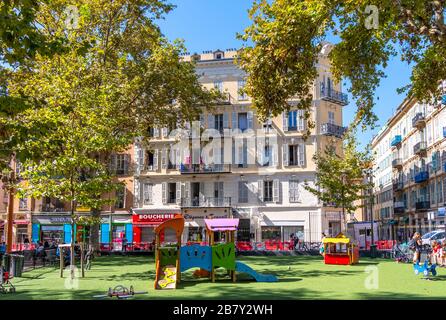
[4,0,218,268]
[238,0,446,130]
[304,133,374,227]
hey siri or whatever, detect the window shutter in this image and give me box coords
[208,114,215,130]
[124,154,129,174]
[153,128,160,137]
[184,182,190,206]
[297,110,305,131]
[273,179,280,203]
[232,112,238,129]
[162,127,168,138]
[283,112,288,132]
[213,145,221,165]
[258,180,264,202]
[298,144,305,167]
[272,146,278,167]
[223,112,229,128]
[162,182,167,204]
[199,182,205,204]
[175,148,181,166]
[257,139,264,166]
[176,182,182,205]
[247,111,253,129]
[283,143,289,167]
[153,149,159,171]
[143,183,149,205]
[110,154,117,173]
[138,148,144,172]
[161,148,167,169]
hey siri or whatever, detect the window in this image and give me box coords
[214,114,224,132]
[146,151,154,169]
[238,181,248,203]
[115,154,128,175]
[437,179,443,204]
[238,113,248,131]
[288,111,298,130]
[289,145,299,166]
[168,183,176,203]
[285,110,304,131]
[238,80,247,100]
[214,81,223,92]
[263,181,273,202]
[263,145,272,167]
[261,226,281,241]
[328,111,335,125]
[115,185,126,209]
[289,180,299,203]
[143,183,153,205]
[19,198,28,210]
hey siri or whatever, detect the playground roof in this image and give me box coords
[322,232,352,244]
[204,218,239,232]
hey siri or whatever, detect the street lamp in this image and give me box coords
[363,167,377,258]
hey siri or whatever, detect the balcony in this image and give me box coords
[414,171,429,183]
[393,201,405,214]
[390,135,402,148]
[392,181,404,192]
[392,158,403,169]
[320,123,347,138]
[181,197,232,207]
[179,163,231,174]
[412,113,426,129]
[413,141,427,156]
[415,200,430,211]
[320,86,349,106]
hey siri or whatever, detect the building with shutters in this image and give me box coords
[132,46,349,244]
[371,93,446,242]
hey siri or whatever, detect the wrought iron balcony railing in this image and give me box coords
[179,163,231,174]
[412,113,426,128]
[320,85,349,106]
[413,141,427,156]
[414,171,429,183]
[181,197,232,207]
[320,123,347,138]
[415,200,430,211]
[392,158,402,169]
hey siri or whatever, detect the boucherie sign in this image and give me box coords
[132,213,176,224]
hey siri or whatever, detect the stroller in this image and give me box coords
[392,243,412,263]
[0,266,15,294]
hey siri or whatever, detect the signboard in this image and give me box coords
[49,217,72,224]
[76,206,91,212]
[132,213,177,225]
[183,213,228,221]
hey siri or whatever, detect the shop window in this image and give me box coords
[141,227,155,243]
[261,226,281,241]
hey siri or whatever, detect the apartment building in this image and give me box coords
[1,147,135,248]
[371,95,446,242]
[132,46,349,245]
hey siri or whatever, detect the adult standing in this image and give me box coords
[411,232,422,265]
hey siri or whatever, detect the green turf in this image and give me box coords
[1,255,445,300]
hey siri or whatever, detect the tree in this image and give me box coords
[238,0,446,130]
[304,132,374,233]
[5,0,219,273]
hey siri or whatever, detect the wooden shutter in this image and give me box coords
[161,148,167,169]
[247,111,253,129]
[272,145,278,167]
[297,110,305,131]
[176,182,182,205]
[153,149,158,171]
[153,127,160,137]
[138,148,144,172]
[184,182,190,206]
[232,112,238,129]
[223,112,229,128]
[298,143,305,167]
[162,182,167,204]
[273,179,280,203]
[124,154,129,174]
[283,112,288,132]
[258,180,264,202]
[283,143,289,167]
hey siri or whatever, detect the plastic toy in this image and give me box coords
[153,216,277,290]
[93,285,147,299]
[0,267,15,294]
[413,260,437,278]
[322,233,359,265]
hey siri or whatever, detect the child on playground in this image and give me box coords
[441,241,446,267]
[430,240,441,265]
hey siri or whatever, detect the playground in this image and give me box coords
[2,255,446,300]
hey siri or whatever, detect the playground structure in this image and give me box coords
[322,233,359,265]
[154,216,278,289]
[414,260,437,278]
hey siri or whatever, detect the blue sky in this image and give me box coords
[157,0,413,147]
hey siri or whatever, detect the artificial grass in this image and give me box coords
[1,255,446,300]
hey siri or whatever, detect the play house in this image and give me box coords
[322,233,359,265]
[153,216,278,289]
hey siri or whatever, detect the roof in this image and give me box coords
[204,218,239,232]
[322,232,352,244]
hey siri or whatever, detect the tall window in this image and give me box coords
[328,111,335,124]
[289,145,299,166]
[263,145,272,167]
[238,80,247,100]
[238,113,248,131]
[214,114,224,132]
[288,111,298,130]
[437,179,443,204]
[116,154,127,175]
[263,181,273,202]
[168,183,176,203]
[115,185,126,209]
[19,198,28,210]
[143,183,153,205]
[289,180,299,203]
[214,81,223,92]
[238,181,248,203]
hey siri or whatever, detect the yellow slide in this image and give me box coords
[155,265,177,290]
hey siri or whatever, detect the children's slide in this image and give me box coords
[235,261,278,282]
[155,265,177,289]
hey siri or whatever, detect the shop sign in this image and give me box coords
[133,213,176,224]
[49,217,72,224]
[183,213,228,221]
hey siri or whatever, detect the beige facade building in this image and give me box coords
[371,95,446,242]
[133,45,349,245]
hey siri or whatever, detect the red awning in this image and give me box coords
[13,220,30,225]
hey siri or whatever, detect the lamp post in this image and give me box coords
[363,167,377,258]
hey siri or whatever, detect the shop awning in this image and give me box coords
[13,220,30,225]
[185,221,200,227]
[205,218,239,232]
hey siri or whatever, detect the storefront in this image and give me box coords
[131,210,180,245]
[99,213,133,250]
[259,209,306,242]
[32,216,74,244]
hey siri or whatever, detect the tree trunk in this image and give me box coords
[89,208,101,253]
[70,203,75,280]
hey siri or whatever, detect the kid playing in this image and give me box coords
[430,240,441,265]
